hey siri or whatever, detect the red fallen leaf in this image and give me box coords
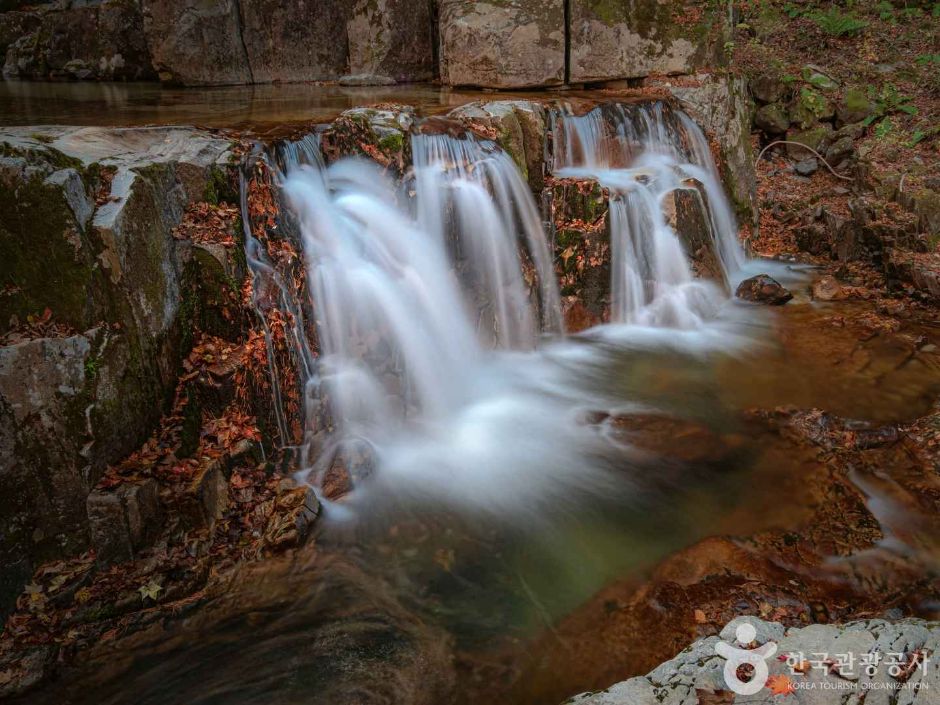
[767,675,795,696]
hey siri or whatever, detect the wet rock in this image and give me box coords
[754,103,789,135]
[338,73,397,87]
[264,485,319,549]
[448,100,548,191]
[545,177,610,328]
[347,0,434,82]
[665,74,758,220]
[439,0,565,88]
[812,275,848,301]
[44,168,94,231]
[794,157,818,176]
[0,333,94,616]
[87,478,163,568]
[750,73,787,104]
[735,275,793,305]
[566,618,939,705]
[0,644,54,700]
[0,126,234,616]
[664,186,726,286]
[569,0,723,84]
[321,106,414,174]
[2,2,154,81]
[836,87,874,126]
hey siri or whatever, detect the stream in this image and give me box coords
[5,83,939,705]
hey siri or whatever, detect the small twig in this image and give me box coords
[755,140,854,181]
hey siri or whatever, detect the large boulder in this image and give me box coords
[347,0,435,83]
[0,126,234,619]
[664,73,758,221]
[568,0,726,84]
[448,100,549,191]
[239,0,350,83]
[2,1,155,81]
[439,0,565,88]
[142,0,251,85]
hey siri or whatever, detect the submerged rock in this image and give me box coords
[812,275,848,301]
[735,275,793,305]
[439,0,565,88]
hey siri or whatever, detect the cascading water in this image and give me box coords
[552,101,747,327]
[253,128,617,514]
[241,105,761,514]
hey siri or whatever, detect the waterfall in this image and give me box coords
[411,132,563,346]
[552,102,746,327]
[239,106,757,512]
[242,127,613,513]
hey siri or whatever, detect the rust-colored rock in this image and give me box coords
[735,274,793,305]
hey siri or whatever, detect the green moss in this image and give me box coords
[841,87,872,118]
[0,171,104,332]
[377,131,404,154]
[203,165,236,205]
[556,229,584,248]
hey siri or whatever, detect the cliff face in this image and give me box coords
[0,0,723,87]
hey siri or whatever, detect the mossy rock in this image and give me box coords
[754,103,789,135]
[785,125,835,159]
[788,88,834,129]
[836,88,873,126]
[0,160,111,333]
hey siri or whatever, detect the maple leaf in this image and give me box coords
[138,579,163,602]
[766,674,795,696]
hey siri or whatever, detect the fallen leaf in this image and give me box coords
[138,579,162,602]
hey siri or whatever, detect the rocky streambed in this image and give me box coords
[1,75,939,705]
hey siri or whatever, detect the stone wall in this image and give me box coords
[1,0,725,87]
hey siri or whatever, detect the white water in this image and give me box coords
[411,132,563,347]
[553,102,746,327]
[281,153,618,513]
[245,106,761,514]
